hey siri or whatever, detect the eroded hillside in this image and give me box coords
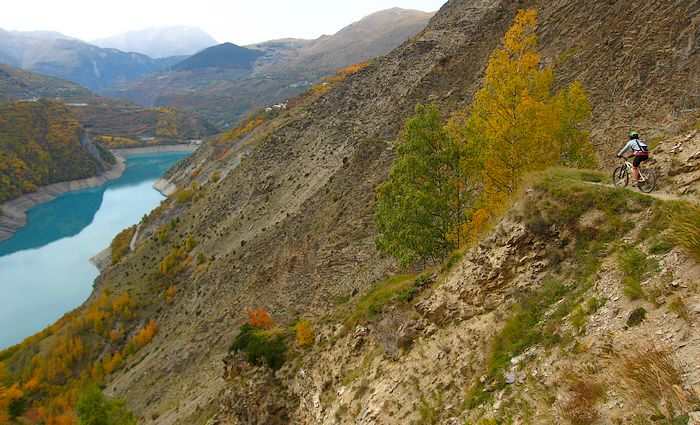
[214,169,700,424]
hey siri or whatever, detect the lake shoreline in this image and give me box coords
[0,144,196,242]
[0,155,126,242]
[0,151,191,349]
[111,144,199,157]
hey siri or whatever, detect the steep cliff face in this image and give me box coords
[2,0,698,423]
[106,0,699,422]
[214,169,700,424]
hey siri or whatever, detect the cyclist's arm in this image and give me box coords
[617,141,633,157]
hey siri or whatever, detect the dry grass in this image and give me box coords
[668,296,691,323]
[668,203,700,262]
[613,344,699,420]
[558,378,606,425]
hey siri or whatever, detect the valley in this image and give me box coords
[0,1,698,424]
[0,151,189,349]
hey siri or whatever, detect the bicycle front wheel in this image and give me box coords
[638,169,656,193]
[612,166,628,188]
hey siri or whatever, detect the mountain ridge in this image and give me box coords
[0,99,114,203]
[107,7,434,128]
[0,29,180,92]
[92,26,217,59]
[172,42,263,71]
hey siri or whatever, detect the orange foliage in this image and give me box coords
[23,375,41,392]
[295,320,314,348]
[131,320,157,348]
[165,285,177,303]
[0,284,154,420]
[23,407,43,422]
[110,226,136,265]
[108,330,119,342]
[111,293,135,319]
[246,309,274,330]
[45,411,77,425]
[102,351,123,375]
[311,61,370,95]
[0,383,23,422]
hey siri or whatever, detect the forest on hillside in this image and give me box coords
[0,100,114,203]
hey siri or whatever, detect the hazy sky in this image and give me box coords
[2,0,447,45]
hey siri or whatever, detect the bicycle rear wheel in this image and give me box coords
[638,169,656,193]
[612,166,628,188]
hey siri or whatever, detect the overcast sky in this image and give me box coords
[2,0,447,45]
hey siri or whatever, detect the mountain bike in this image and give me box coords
[612,156,656,193]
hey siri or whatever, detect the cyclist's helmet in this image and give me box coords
[629,131,639,139]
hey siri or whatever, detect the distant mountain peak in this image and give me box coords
[171,42,264,71]
[91,26,217,58]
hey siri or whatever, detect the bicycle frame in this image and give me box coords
[622,157,649,182]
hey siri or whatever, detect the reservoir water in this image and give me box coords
[0,152,189,349]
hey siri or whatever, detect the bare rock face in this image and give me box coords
[652,129,700,201]
[210,354,293,425]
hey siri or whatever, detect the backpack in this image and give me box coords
[634,139,649,154]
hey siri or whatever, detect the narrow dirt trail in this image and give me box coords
[586,181,698,204]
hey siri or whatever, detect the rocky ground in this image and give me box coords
[213,169,700,424]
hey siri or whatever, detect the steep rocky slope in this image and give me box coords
[263,8,436,78]
[1,0,698,424]
[214,169,700,424]
[104,0,698,422]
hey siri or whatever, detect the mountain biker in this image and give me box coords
[617,131,649,186]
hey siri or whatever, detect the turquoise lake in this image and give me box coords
[0,152,189,349]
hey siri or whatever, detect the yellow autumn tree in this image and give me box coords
[460,9,594,212]
[0,382,23,423]
[295,320,314,348]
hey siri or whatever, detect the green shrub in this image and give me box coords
[110,226,136,265]
[626,307,647,328]
[76,384,137,425]
[229,324,287,370]
[488,278,568,374]
[7,395,26,419]
[333,294,350,305]
[618,249,657,300]
[416,389,443,424]
[569,305,587,334]
[586,297,600,313]
[441,251,464,272]
[344,275,417,329]
[649,241,673,255]
[175,188,194,205]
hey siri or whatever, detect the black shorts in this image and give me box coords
[633,155,649,167]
